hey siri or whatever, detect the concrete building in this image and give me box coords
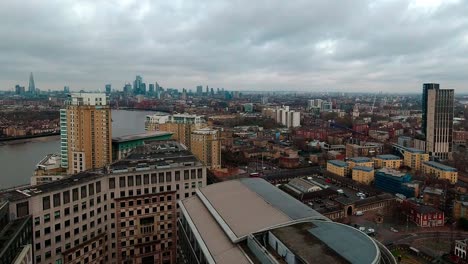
[373,154,402,169]
[1,141,206,264]
[145,114,205,149]
[177,178,396,264]
[61,93,112,174]
[422,161,458,184]
[0,201,33,264]
[111,132,173,160]
[348,157,373,170]
[422,83,454,160]
[346,143,383,158]
[374,168,415,198]
[352,166,375,185]
[327,160,349,177]
[262,106,301,128]
[190,128,221,169]
[31,154,66,186]
[403,147,429,171]
[455,239,468,260]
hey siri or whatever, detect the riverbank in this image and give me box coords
[0,134,60,146]
[0,132,60,142]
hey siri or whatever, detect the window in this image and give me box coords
[53,193,61,207]
[119,177,126,188]
[151,173,157,183]
[159,173,165,183]
[128,176,134,186]
[191,169,196,179]
[55,223,61,231]
[44,214,50,223]
[55,235,61,243]
[72,188,79,201]
[45,239,51,247]
[65,220,70,227]
[109,178,115,189]
[144,174,149,184]
[64,207,70,216]
[136,175,142,185]
[198,168,203,178]
[175,171,180,181]
[166,172,172,182]
[54,210,60,219]
[43,196,51,210]
[184,170,189,180]
[81,186,87,199]
[89,183,94,195]
[34,217,40,226]
[96,181,101,193]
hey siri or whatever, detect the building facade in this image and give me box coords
[190,128,221,169]
[145,114,205,149]
[422,83,454,160]
[111,132,173,161]
[348,157,373,170]
[2,141,206,264]
[403,147,429,171]
[455,239,468,260]
[374,168,415,197]
[402,199,444,227]
[373,154,402,169]
[422,161,458,184]
[62,93,112,174]
[327,160,349,177]
[352,166,375,185]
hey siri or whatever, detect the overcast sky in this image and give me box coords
[1,0,468,93]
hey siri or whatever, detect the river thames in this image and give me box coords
[0,110,158,189]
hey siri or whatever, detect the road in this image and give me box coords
[386,231,468,246]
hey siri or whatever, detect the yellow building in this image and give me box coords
[61,93,112,174]
[422,161,458,184]
[347,157,373,170]
[191,128,222,169]
[403,148,429,171]
[326,160,349,177]
[352,166,375,184]
[373,154,402,169]
[145,113,205,149]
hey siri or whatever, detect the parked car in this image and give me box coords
[390,227,399,233]
[355,211,364,216]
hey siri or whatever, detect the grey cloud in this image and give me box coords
[0,0,467,92]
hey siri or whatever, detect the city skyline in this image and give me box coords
[1,0,468,92]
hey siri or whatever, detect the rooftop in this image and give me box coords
[404,147,425,154]
[423,161,457,172]
[180,178,389,264]
[376,154,401,160]
[112,131,173,143]
[376,168,408,178]
[353,166,374,172]
[349,157,372,163]
[328,160,348,167]
[271,221,380,264]
[110,141,202,171]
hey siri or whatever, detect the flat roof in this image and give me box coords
[112,131,173,143]
[404,147,425,154]
[376,168,408,177]
[353,166,374,172]
[423,161,457,172]
[376,154,401,160]
[349,157,372,163]
[328,160,348,167]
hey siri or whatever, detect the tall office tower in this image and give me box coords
[196,85,203,96]
[28,72,35,93]
[191,128,222,169]
[64,86,70,93]
[62,93,112,174]
[123,83,132,95]
[145,114,205,149]
[149,83,155,95]
[15,84,25,94]
[105,84,111,95]
[422,83,454,160]
[141,83,146,95]
[133,75,143,95]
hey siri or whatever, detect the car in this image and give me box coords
[390,227,399,233]
[359,227,366,232]
[355,211,364,216]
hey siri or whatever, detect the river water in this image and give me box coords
[0,110,157,189]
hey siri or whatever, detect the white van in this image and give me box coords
[355,211,364,216]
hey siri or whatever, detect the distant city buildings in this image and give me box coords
[28,72,36,94]
[61,93,112,174]
[105,84,111,95]
[262,105,301,128]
